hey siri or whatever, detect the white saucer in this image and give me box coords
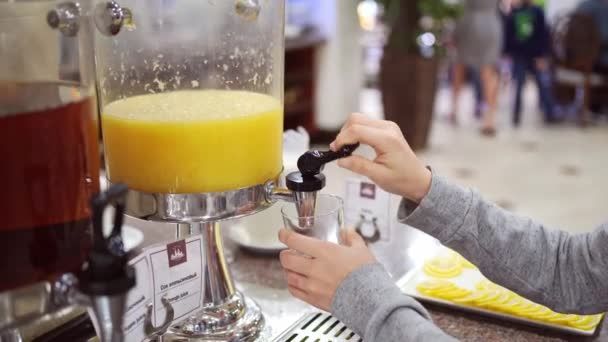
[228,205,286,254]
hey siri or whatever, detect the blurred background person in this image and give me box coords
[451,0,502,136]
[449,65,485,122]
[504,0,557,126]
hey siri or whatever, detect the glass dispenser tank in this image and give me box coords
[94,0,285,340]
[0,0,100,294]
[96,0,284,195]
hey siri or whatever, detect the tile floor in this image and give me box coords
[359,83,608,233]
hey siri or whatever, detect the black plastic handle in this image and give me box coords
[297,143,360,177]
[91,183,128,255]
[80,183,135,296]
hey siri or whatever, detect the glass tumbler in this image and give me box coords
[281,194,344,245]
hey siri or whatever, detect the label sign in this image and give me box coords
[148,237,204,326]
[122,254,152,342]
[119,235,204,341]
[345,178,391,243]
[167,240,188,267]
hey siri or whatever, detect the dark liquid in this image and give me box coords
[0,82,100,292]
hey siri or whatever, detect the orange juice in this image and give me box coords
[102,90,283,193]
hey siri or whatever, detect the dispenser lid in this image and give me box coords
[286,172,326,192]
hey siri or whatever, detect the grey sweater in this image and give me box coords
[331,173,608,341]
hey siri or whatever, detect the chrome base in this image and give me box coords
[165,293,264,341]
[110,179,302,341]
[115,180,279,223]
[156,222,267,341]
[0,278,81,333]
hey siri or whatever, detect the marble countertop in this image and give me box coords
[132,216,607,342]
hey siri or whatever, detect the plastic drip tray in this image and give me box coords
[273,312,362,342]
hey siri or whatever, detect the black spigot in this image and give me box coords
[284,144,359,226]
[297,143,360,177]
[286,143,359,193]
[79,183,135,297]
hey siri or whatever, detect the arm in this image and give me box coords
[399,172,608,315]
[277,227,457,342]
[332,263,457,342]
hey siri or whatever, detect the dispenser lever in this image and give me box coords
[80,183,135,342]
[297,143,360,177]
[91,183,128,256]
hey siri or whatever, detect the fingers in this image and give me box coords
[342,113,393,132]
[286,272,310,303]
[332,124,396,153]
[342,229,366,248]
[286,271,309,292]
[331,114,394,151]
[287,285,308,302]
[337,155,385,180]
[280,249,313,276]
[279,228,334,258]
[285,272,330,311]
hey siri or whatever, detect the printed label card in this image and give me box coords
[344,178,391,243]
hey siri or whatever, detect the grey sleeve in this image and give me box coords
[399,173,608,315]
[331,263,457,342]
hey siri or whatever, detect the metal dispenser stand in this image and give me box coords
[118,144,359,340]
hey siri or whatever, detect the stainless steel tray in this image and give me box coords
[272,312,361,342]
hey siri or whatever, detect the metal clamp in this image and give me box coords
[52,273,89,308]
[94,1,134,36]
[47,2,81,37]
[265,180,295,204]
[144,296,174,341]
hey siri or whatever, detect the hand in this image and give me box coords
[278,228,376,311]
[330,113,432,203]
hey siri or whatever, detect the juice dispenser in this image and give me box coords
[94,0,357,340]
[0,1,134,341]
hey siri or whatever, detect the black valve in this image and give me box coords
[297,143,360,177]
[286,143,360,193]
[79,183,135,296]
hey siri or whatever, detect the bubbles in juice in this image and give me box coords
[102,90,283,193]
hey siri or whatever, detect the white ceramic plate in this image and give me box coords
[228,204,286,254]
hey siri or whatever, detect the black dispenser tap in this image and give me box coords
[283,143,360,224]
[79,183,135,342]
